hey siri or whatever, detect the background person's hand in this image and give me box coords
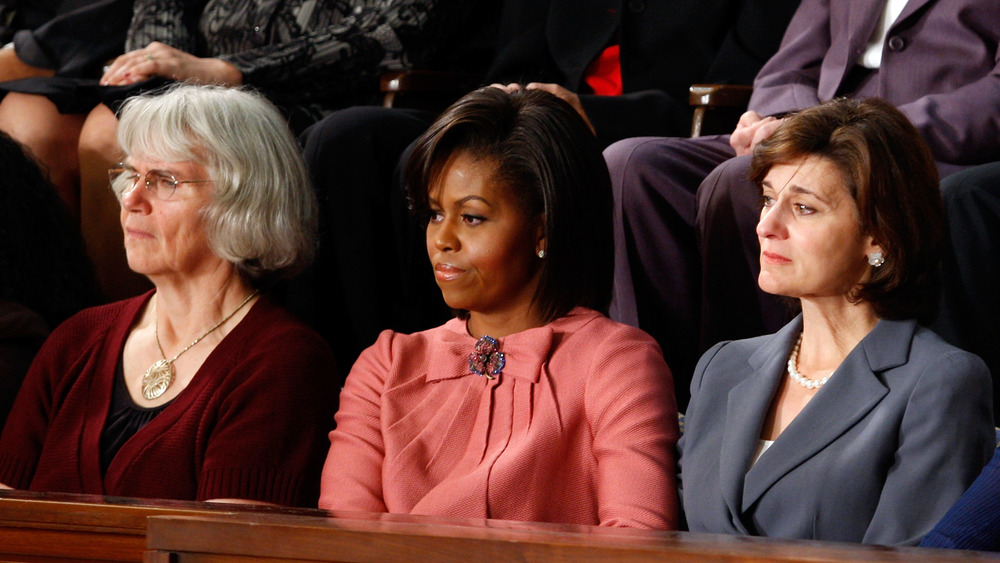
[729,111,783,156]
[489,82,596,135]
[525,82,595,135]
[100,41,242,86]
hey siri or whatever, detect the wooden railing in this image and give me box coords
[143,511,1000,563]
[0,490,997,562]
[0,489,323,562]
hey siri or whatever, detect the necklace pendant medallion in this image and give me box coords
[142,359,174,400]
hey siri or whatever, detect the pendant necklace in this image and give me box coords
[142,290,259,400]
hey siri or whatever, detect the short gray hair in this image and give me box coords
[116,83,317,284]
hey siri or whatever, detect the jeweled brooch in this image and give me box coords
[469,335,505,380]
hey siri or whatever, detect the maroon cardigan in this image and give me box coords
[0,291,337,506]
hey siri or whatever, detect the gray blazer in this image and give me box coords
[678,316,994,545]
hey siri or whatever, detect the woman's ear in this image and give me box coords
[535,214,547,258]
[865,237,885,267]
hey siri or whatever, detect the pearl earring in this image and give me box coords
[868,251,884,267]
[537,249,546,259]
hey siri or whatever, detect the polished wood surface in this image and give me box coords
[1,490,996,563]
[379,70,481,110]
[145,510,1000,563]
[0,490,324,562]
[688,83,754,137]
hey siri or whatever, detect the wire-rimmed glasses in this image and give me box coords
[108,165,213,201]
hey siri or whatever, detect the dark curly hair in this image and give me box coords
[0,130,102,328]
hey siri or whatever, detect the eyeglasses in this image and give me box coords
[108,166,213,201]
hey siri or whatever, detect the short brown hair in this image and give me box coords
[749,97,943,320]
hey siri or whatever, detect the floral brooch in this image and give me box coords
[469,335,505,380]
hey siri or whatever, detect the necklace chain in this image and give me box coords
[142,289,259,400]
[786,333,834,390]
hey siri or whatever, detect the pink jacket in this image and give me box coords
[320,308,678,529]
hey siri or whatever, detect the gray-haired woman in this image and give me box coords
[0,84,336,506]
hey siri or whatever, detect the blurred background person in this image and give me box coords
[0,0,133,208]
[0,0,131,83]
[932,161,1000,416]
[918,161,1000,552]
[678,98,994,545]
[921,446,1000,551]
[0,84,336,506]
[320,88,678,528]
[0,129,101,428]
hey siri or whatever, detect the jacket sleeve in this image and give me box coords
[863,349,994,545]
[319,330,395,512]
[896,72,1000,166]
[222,0,490,107]
[746,0,828,117]
[123,0,202,53]
[124,0,489,107]
[585,326,679,529]
[676,340,727,520]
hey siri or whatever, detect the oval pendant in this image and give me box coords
[142,359,174,400]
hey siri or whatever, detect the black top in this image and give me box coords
[100,359,171,475]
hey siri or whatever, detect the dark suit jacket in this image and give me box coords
[750,0,1000,167]
[920,447,1000,551]
[678,316,994,545]
[485,0,801,146]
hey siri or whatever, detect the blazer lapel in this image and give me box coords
[893,0,935,27]
[741,319,915,512]
[820,1,886,99]
[719,319,803,533]
[843,0,935,73]
[846,1,886,57]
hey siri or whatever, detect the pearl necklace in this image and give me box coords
[786,333,833,390]
[142,290,259,400]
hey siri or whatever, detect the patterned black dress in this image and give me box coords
[125,0,496,127]
[2,0,497,126]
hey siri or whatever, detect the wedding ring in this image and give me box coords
[145,53,155,61]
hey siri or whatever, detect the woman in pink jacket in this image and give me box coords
[319,87,678,529]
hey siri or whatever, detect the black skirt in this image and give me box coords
[0,75,172,114]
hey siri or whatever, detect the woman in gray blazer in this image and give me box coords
[677,97,994,546]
